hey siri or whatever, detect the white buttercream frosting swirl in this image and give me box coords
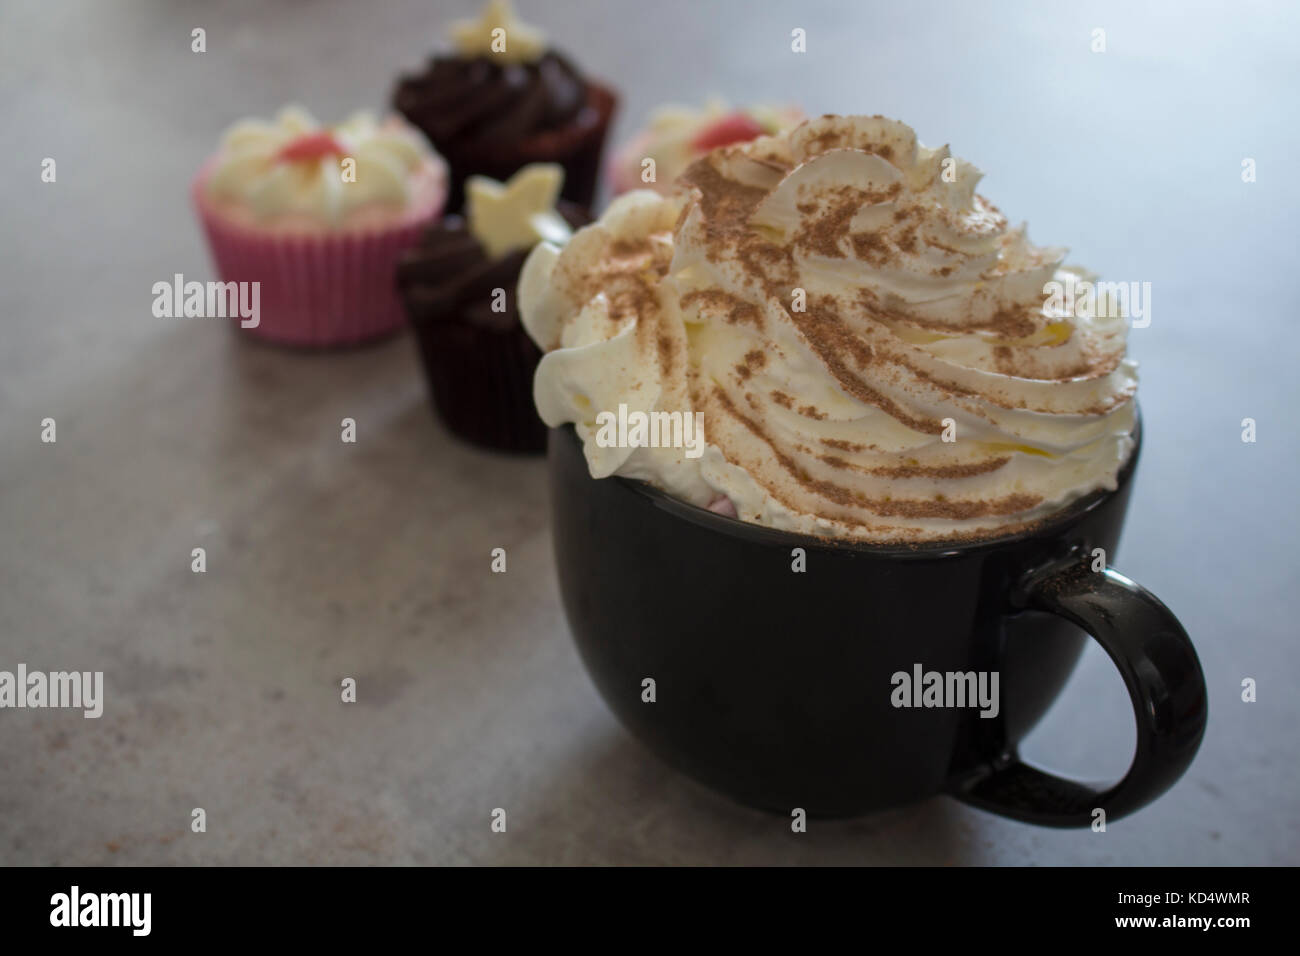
[205,106,443,227]
[520,115,1137,543]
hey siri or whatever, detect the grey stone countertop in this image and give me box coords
[1,0,1296,864]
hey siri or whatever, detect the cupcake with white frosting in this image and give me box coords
[608,99,803,196]
[193,105,447,346]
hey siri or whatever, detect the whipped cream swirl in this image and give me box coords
[520,115,1137,543]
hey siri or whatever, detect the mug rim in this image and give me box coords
[586,406,1143,559]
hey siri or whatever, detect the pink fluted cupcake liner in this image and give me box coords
[191,170,443,347]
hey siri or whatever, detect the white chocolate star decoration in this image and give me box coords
[466,164,572,259]
[450,0,547,65]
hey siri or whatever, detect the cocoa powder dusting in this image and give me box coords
[653,145,1119,542]
[712,387,1039,520]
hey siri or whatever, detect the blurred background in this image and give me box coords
[1,0,1297,864]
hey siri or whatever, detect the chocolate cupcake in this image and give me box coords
[397,163,589,453]
[392,0,617,213]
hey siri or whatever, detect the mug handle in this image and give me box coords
[948,558,1208,827]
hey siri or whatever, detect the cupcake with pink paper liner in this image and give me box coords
[608,98,803,196]
[193,105,448,347]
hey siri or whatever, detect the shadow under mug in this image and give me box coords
[547,415,1207,826]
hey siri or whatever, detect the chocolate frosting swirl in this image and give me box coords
[397,202,589,330]
[393,52,586,148]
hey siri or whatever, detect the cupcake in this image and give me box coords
[193,105,447,347]
[392,0,617,213]
[608,99,804,196]
[396,163,589,453]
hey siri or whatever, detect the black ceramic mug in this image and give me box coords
[547,415,1207,826]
